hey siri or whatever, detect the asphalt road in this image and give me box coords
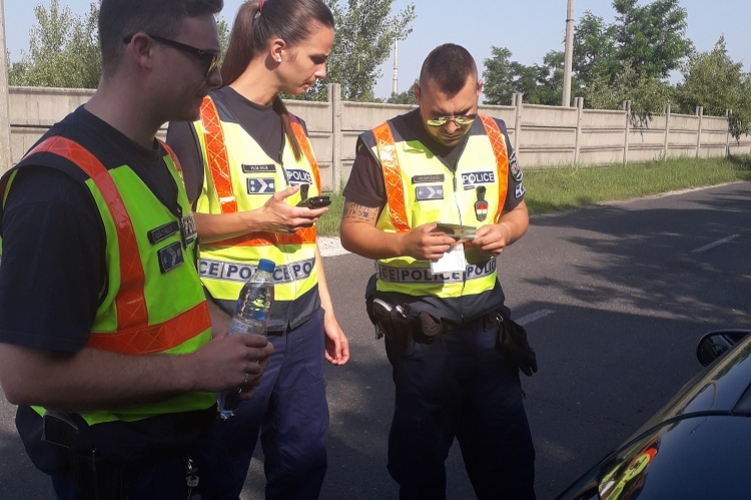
[2,181,750,500]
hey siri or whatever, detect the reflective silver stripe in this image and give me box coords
[200,258,316,284]
[376,260,496,284]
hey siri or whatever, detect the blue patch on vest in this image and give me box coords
[286,169,313,185]
[247,178,276,194]
[158,241,184,274]
[415,185,444,201]
[461,171,496,190]
[200,258,315,284]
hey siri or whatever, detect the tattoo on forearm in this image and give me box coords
[342,202,378,223]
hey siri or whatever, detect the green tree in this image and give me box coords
[482,46,516,105]
[217,17,230,59]
[585,60,673,127]
[565,0,691,125]
[300,0,416,102]
[386,83,416,104]
[676,36,751,139]
[612,0,693,80]
[535,50,565,105]
[9,0,101,88]
[482,47,561,106]
[572,11,618,89]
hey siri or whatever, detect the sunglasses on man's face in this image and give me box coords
[425,114,478,127]
[123,34,220,78]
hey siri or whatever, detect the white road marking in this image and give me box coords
[515,309,555,326]
[692,234,740,254]
[319,237,350,257]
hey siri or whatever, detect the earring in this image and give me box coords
[277,57,282,63]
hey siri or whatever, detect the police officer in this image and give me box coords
[0,0,272,498]
[166,0,349,498]
[340,43,535,499]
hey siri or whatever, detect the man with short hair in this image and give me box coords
[340,43,535,499]
[0,0,272,498]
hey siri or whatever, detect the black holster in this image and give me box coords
[366,295,413,349]
[24,409,127,500]
[496,313,538,376]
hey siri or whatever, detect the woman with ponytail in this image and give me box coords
[166,0,348,498]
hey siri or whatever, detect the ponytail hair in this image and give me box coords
[221,0,334,160]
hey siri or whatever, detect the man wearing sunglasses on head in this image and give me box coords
[0,0,274,498]
[340,43,534,500]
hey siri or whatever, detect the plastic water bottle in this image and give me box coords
[217,258,276,420]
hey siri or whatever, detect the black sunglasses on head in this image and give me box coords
[123,33,220,77]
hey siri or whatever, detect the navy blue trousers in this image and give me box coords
[385,318,536,500]
[51,439,215,499]
[208,308,329,500]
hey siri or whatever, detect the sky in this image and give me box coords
[4,0,750,100]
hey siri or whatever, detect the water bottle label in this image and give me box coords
[228,318,250,335]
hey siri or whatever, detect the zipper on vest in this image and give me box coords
[449,171,469,299]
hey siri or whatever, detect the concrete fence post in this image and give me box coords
[725,109,731,158]
[513,93,523,156]
[574,97,584,165]
[663,104,671,160]
[623,100,631,165]
[328,83,342,192]
[695,106,703,158]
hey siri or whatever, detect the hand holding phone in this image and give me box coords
[297,195,331,209]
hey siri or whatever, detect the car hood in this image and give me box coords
[555,335,751,500]
[595,414,751,500]
[631,334,751,438]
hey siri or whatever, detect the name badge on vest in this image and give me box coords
[158,241,185,274]
[242,164,276,173]
[147,220,180,245]
[180,214,198,248]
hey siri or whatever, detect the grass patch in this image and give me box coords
[316,190,346,236]
[524,156,751,215]
[316,155,751,236]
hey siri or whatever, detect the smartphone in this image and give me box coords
[297,195,332,209]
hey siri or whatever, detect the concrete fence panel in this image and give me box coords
[579,109,626,166]
[7,85,750,189]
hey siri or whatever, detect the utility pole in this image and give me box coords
[562,0,575,107]
[391,40,399,96]
[0,0,12,173]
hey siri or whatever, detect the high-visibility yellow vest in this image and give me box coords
[0,136,214,425]
[362,115,510,299]
[192,96,321,306]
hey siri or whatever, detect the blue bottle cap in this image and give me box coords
[257,259,276,273]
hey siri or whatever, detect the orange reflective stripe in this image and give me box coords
[212,226,317,247]
[479,115,510,223]
[24,136,148,331]
[160,140,185,187]
[88,302,212,354]
[211,232,277,247]
[200,97,238,213]
[290,119,322,191]
[373,122,411,234]
[287,119,320,246]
